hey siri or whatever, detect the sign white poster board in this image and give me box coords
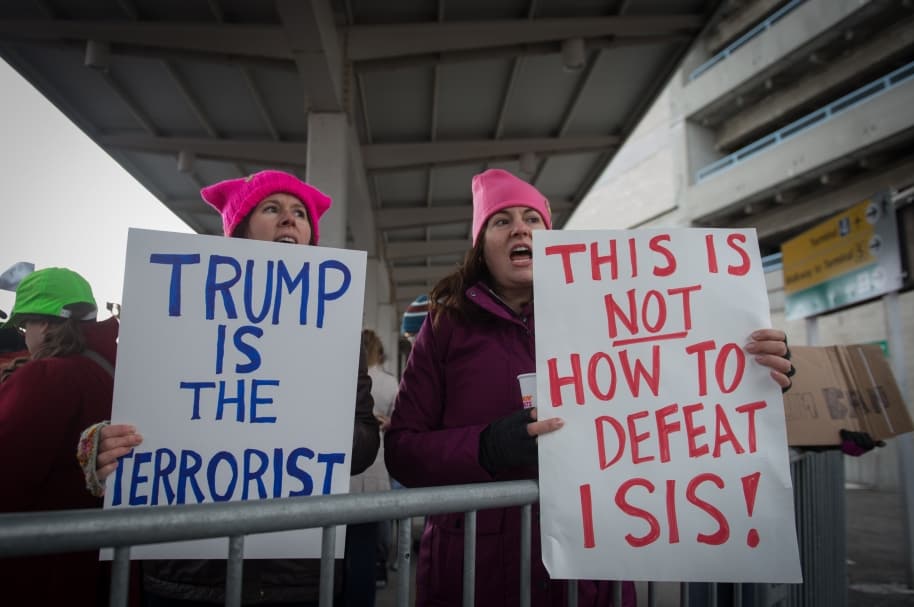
[534,228,802,582]
[104,228,366,559]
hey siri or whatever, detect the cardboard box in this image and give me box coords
[784,344,913,446]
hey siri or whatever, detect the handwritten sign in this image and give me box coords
[105,229,366,559]
[534,228,801,582]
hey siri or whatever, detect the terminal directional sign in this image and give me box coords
[782,193,902,320]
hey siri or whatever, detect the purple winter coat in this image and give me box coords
[385,283,635,607]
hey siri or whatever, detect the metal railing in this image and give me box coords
[0,452,843,607]
[695,60,914,183]
[689,0,806,81]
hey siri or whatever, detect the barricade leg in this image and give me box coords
[463,511,477,607]
[110,546,130,607]
[225,535,244,607]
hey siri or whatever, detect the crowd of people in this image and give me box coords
[0,167,875,607]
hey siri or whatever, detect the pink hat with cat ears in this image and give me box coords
[471,169,552,245]
[201,170,332,244]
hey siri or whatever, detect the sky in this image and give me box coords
[0,59,194,318]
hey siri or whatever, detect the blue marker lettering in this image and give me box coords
[149,253,201,317]
[205,255,241,320]
[317,260,351,328]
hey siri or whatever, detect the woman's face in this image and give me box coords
[482,206,546,294]
[241,193,313,244]
[21,319,48,354]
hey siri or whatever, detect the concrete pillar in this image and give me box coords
[363,259,399,375]
[307,112,348,249]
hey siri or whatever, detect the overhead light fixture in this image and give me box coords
[561,38,586,72]
[84,40,110,71]
[177,150,196,173]
[519,152,537,175]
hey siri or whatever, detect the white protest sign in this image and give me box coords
[105,228,366,559]
[534,228,801,583]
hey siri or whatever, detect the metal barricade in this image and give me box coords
[0,454,847,607]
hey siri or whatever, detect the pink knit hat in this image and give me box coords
[471,169,552,245]
[201,170,332,244]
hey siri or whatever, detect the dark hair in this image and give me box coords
[429,237,492,327]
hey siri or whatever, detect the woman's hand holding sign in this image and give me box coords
[96,424,143,484]
[745,329,794,391]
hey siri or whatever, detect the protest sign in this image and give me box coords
[104,229,366,559]
[785,344,913,446]
[534,228,802,582]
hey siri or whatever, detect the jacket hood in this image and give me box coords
[82,316,119,367]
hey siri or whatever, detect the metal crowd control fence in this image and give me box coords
[0,451,843,607]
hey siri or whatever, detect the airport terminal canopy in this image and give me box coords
[0,0,721,307]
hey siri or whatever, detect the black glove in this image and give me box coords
[839,429,885,457]
[478,409,538,475]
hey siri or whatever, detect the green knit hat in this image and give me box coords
[4,267,97,328]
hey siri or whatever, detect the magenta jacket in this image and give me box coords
[386,284,635,607]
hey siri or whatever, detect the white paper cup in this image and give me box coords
[517,372,536,409]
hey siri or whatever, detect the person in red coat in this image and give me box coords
[0,267,119,607]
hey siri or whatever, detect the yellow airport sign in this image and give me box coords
[781,194,902,320]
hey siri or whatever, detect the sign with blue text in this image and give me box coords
[534,228,801,583]
[104,228,366,559]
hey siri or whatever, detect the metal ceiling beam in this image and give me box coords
[363,136,619,171]
[0,20,293,59]
[275,0,343,112]
[97,134,308,166]
[354,34,689,71]
[0,18,689,70]
[385,240,470,260]
[375,198,572,229]
[345,15,703,61]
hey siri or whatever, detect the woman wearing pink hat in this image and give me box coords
[384,169,795,607]
[83,170,380,606]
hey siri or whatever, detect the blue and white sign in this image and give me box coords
[105,228,366,559]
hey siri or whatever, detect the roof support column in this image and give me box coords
[363,259,397,367]
[307,112,348,249]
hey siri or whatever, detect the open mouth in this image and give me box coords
[275,236,298,244]
[510,245,532,261]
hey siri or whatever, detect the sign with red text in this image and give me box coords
[534,228,801,582]
[105,229,365,559]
